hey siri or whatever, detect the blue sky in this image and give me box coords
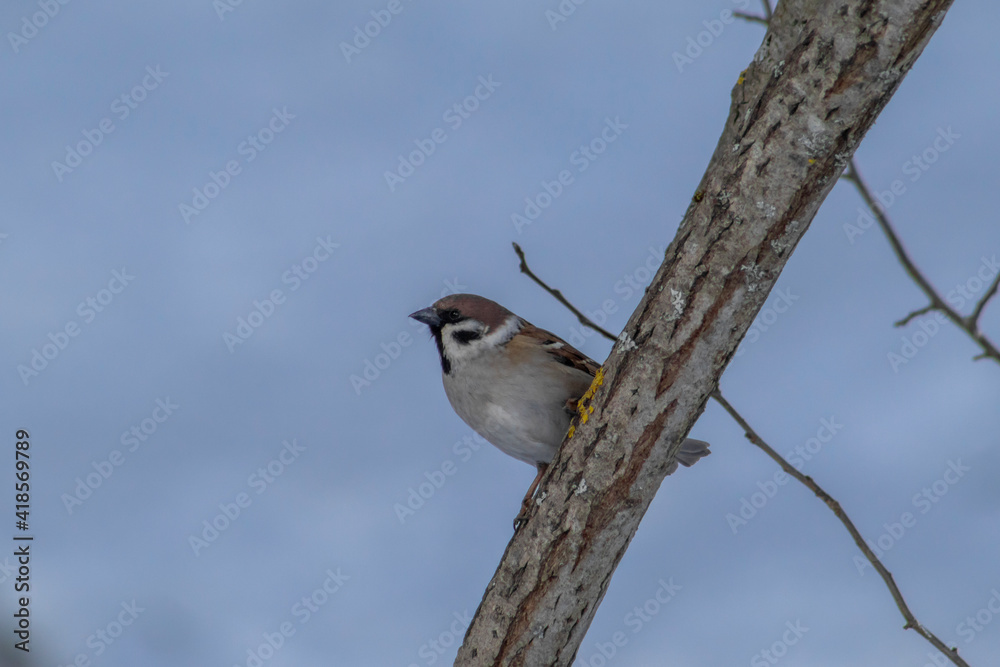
[2,1,999,665]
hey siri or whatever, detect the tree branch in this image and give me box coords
[894,303,936,327]
[734,11,770,26]
[742,3,996,367]
[969,269,1000,329]
[736,0,776,24]
[512,242,617,342]
[457,2,956,663]
[842,160,1000,364]
[711,392,969,667]
[513,243,969,667]
[761,0,773,21]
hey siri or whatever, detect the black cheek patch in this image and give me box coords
[452,330,482,345]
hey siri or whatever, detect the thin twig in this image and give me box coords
[761,0,773,21]
[894,304,936,328]
[712,391,969,667]
[970,270,1000,328]
[733,11,769,25]
[512,242,970,667]
[512,242,617,341]
[842,160,1000,364]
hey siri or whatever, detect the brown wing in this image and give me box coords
[512,322,601,378]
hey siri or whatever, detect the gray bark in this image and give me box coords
[455,0,954,664]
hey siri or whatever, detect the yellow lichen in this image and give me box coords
[737,69,747,85]
[566,367,604,439]
[576,368,604,420]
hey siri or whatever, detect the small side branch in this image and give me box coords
[842,159,1000,364]
[969,270,1000,329]
[512,242,617,341]
[895,304,936,327]
[734,11,769,25]
[712,391,969,667]
[735,0,773,24]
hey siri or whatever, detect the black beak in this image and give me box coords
[409,306,441,327]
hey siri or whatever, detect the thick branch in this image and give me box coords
[514,244,968,666]
[457,1,955,664]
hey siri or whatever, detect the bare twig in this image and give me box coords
[841,160,1000,364]
[970,270,1000,328]
[734,11,769,25]
[894,304,936,327]
[512,242,617,341]
[512,243,969,667]
[761,0,773,20]
[712,391,969,667]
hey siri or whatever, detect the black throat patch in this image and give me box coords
[430,327,451,375]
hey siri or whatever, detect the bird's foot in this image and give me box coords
[513,496,533,531]
[514,463,548,531]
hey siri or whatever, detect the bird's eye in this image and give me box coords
[446,309,461,322]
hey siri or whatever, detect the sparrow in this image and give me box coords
[409,293,710,528]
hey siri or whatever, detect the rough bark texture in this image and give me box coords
[455,1,954,664]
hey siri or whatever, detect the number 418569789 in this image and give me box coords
[15,429,29,529]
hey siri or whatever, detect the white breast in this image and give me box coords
[440,346,589,466]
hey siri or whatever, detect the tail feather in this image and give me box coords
[665,438,711,475]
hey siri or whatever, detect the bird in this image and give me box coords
[409,293,710,528]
